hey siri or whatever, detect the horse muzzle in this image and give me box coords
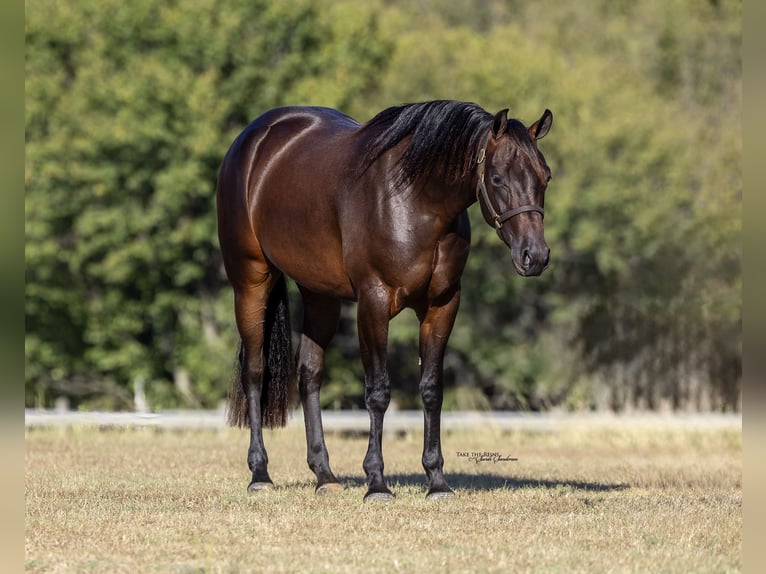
[512,240,550,277]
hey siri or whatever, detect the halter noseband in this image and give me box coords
[476,146,544,232]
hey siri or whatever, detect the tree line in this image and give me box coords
[25,0,741,412]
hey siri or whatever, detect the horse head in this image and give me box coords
[477,108,553,276]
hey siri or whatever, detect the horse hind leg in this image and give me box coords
[297,288,343,494]
[229,273,292,492]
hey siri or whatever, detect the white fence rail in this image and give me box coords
[25,408,741,432]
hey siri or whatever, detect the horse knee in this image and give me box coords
[419,376,443,411]
[365,385,390,413]
[297,354,324,396]
[242,353,265,390]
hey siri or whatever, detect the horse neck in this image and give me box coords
[419,169,479,221]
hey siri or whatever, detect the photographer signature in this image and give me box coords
[456,451,518,463]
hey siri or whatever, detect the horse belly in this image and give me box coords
[272,242,354,299]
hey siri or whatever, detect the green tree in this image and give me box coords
[363,0,741,411]
[25,0,390,409]
[26,0,740,413]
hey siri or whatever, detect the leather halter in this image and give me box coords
[475,146,544,232]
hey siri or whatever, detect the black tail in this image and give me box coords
[227,276,296,429]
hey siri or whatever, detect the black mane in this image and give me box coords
[360,100,494,187]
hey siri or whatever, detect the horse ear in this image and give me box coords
[492,109,509,138]
[529,109,553,140]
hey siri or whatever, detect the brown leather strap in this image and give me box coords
[476,147,544,232]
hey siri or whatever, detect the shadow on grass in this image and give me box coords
[335,473,628,493]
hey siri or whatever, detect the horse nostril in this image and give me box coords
[544,248,550,268]
[522,249,531,270]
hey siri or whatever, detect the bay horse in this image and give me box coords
[216,100,553,501]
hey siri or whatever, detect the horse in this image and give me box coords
[215,100,553,501]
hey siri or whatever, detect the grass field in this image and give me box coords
[25,419,741,573]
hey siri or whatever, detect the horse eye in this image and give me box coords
[490,174,505,187]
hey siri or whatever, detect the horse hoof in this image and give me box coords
[247,481,274,493]
[426,490,456,501]
[316,482,344,495]
[363,491,395,503]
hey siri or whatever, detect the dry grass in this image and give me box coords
[25,421,741,573]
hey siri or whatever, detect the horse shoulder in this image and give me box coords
[428,211,471,301]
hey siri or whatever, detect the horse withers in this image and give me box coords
[215,100,553,501]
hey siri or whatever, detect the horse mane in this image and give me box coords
[359,100,495,187]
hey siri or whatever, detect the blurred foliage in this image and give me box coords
[26,0,740,412]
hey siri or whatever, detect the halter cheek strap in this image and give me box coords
[476,147,544,232]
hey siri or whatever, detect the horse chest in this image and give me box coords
[427,231,471,301]
[365,227,470,311]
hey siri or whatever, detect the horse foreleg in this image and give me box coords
[357,286,394,502]
[417,287,461,499]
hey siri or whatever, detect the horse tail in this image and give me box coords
[261,276,296,428]
[227,276,296,429]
